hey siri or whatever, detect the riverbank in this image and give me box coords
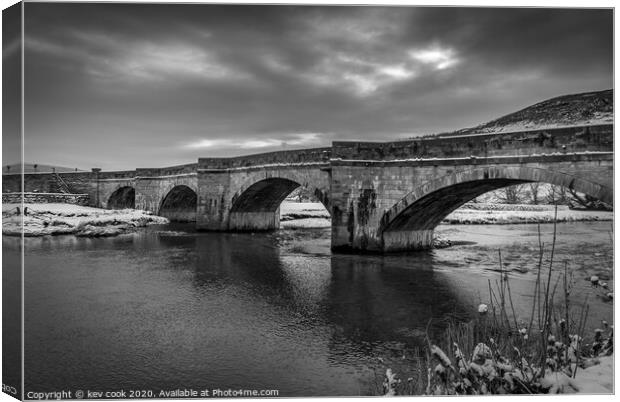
[280,201,331,229]
[279,201,613,228]
[2,203,168,237]
[2,201,612,236]
[444,202,613,225]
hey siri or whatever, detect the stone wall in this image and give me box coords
[2,172,96,202]
[2,192,90,205]
[2,173,21,192]
[97,170,139,180]
[332,124,613,161]
[135,163,197,177]
[199,147,331,170]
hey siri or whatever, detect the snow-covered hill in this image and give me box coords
[443,89,613,136]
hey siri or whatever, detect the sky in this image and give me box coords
[6,3,614,170]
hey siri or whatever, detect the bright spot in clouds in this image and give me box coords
[185,133,324,150]
[307,53,417,95]
[379,65,415,79]
[409,45,459,70]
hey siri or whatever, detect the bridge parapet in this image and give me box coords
[97,170,137,180]
[135,163,198,178]
[199,147,331,170]
[332,124,612,162]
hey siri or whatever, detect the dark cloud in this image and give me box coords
[401,8,612,75]
[3,2,22,167]
[21,3,612,170]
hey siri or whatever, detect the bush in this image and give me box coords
[379,216,613,395]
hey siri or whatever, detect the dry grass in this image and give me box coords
[378,209,613,395]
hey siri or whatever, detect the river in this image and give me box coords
[5,221,613,396]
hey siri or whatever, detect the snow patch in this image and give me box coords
[2,203,168,237]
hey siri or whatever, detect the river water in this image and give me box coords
[6,221,613,396]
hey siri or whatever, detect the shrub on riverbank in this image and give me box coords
[381,289,613,395]
[418,306,613,394]
[379,219,614,395]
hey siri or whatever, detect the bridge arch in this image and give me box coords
[379,166,613,251]
[159,184,198,222]
[227,173,331,231]
[231,177,330,214]
[231,178,300,213]
[106,186,136,209]
[231,167,331,213]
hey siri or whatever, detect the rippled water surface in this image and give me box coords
[7,221,612,396]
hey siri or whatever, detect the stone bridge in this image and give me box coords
[3,124,613,252]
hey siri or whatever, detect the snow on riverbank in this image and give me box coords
[281,217,331,229]
[280,202,331,228]
[280,201,330,218]
[2,203,168,237]
[279,201,613,228]
[571,355,614,393]
[537,355,614,393]
[2,201,613,236]
[444,205,613,225]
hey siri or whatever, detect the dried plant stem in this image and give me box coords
[540,206,558,372]
[531,224,544,333]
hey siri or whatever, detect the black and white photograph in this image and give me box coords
[1,0,615,399]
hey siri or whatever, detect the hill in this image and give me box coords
[442,89,613,136]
